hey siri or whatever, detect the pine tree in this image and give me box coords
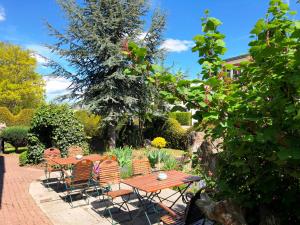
[47,0,165,149]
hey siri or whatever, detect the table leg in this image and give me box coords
[155,182,193,209]
[132,188,154,225]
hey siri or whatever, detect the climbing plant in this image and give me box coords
[27,104,87,163]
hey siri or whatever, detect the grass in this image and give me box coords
[133,147,185,158]
[3,143,28,154]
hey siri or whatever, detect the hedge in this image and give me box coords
[19,151,28,166]
[0,126,29,151]
[169,112,192,126]
[27,104,88,163]
[0,107,34,126]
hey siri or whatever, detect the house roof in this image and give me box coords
[224,54,250,62]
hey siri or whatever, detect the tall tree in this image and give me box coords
[0,42,45,113]
[47,0,165,149]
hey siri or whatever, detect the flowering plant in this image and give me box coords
[151,137,167,149]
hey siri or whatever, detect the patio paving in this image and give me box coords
[0,154,52,225]
[29,172,189,225]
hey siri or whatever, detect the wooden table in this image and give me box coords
[49,154,104,166]
[122,170,200,224]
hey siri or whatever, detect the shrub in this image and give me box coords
[0,107,14,126]
[169,112,192,126]
[14,109,35,126]
[0,126,29,151]
[27,104,87,163]
[144,116,189,150]
[19,151,28,166]
[0,107,34,126]
[151,137,167,149]
[164,118,188,150]
[116,118,142,147]
[74,110,101,138]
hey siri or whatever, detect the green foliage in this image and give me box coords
[164,118,188,150]
[19,151,28,166]
[27,104,87,163]
[74,110,101,138]
[109,146,133,178]
[144,116,189,150]
[0,126,29,151]
[162,156,179,171]
[155,1,300,223]
[0,107,35,126]
[169,112,192,126]
[47,0,165,149]
[147,149,169,168]
[116,118,142,148]
[109,146,133,168]
[0,42,45,113]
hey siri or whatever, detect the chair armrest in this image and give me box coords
[157,202,179,218]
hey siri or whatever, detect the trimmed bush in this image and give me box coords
[164,118,188,149]
[27,104,88,163]
[19,151,28,166]
[169,112,192,126]
[0,126,29,151]
[0,107,34,126]
[15,109,35,126]
[0,107,14,126]
[74,110,101,138]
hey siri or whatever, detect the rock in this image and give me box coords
[188,131,205,154]
[196,194,247,225]
[197,137,223,173]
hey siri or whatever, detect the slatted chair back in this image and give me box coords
[44,147,61,160]
[132,158,151,176]
[67,145,83,158]
[98,160,121,187]
[71,159,93,183]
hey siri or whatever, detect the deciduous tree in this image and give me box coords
[0,42,45,113]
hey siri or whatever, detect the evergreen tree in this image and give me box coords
[47,0,165,148]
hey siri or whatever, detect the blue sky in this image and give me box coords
[0,0,299,100]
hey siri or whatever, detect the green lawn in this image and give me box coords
[133,147,185,158]
[3,143,28,154]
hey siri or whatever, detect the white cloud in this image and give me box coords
[137,32,148,40]
[160,39,194,53]
[26,44,51,65]
[0,6,6,22]
[44,76,72,100]
[31,52,48,64]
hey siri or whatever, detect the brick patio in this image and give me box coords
[0,154,52,225]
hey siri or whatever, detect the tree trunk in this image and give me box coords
[0,138,4,154]
[107,123,116,150]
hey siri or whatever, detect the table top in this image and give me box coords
[49,154,103,166]
[122,170,200,193]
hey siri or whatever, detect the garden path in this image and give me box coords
[0,154,52,225]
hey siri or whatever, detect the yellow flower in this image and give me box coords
[151,137,167,149]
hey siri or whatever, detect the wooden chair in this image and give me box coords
[67,145,83,157]
[132,158,151,176]
[97,159,133,224]
[43,147,62,188]
[64,159,94,207]
[159,188,216,225]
